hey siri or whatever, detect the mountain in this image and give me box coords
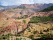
[0,3,53,40]
[0,6,4,11]
[40,6,53,12]
[0,12,8,18]
[29,6,53,17]
[18,3,53,11]
[1,3,53,11]
[0,6,10,11]
[1,3,53,18]
[0,5,18,11]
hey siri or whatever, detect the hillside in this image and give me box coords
[40,6,53,12]
[0,5,18,11]
[20,21,53,39]
[1,3,53,19]
[19,3,53,11]
[0,3,53,40]
[0,12,8,18]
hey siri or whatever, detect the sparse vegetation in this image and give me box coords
[35,34,53,40]
[29,16,53,23]
[0,33,13,40]
[16,15,28,20]
[28,34,53,40]
[24,15,28,18]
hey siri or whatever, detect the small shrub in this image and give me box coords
[43,30,47,32]
[7,18,9,20]
[40,31,43,34]
[23,38,26,40]
[33,31,37,34]
[29,35,34,40]
[20,38,22,40]
[28,29,31,32]
[37,35,40,37]
[43,28,49,32]
[43,22,48,24]
[50,27,53,30]
[23,20,26,23]
[3,37,6,39]
[47,28,49,32]
[15,34,21,37]
[16,38,20,40]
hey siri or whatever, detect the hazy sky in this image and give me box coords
[0,0,53,6]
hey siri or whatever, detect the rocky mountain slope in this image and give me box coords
[29,6,53,17]
[19,3,53,11]
[0,5,17,11]
[0,4,53,40]
[0,3,53,18]
[29,11,53,17]
[40,6,53,12]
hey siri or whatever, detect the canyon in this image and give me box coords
[0,4,53,40]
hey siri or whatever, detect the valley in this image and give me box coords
[0,4,53,40]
